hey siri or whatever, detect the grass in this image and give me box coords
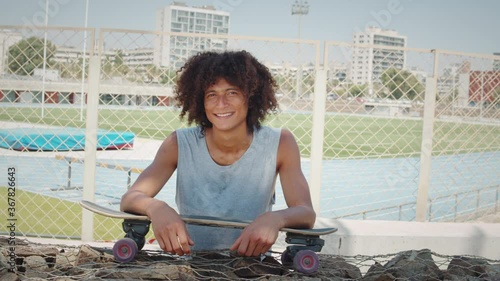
[0,186,155,242]
[1,106,499,159]
[0,106,497,240]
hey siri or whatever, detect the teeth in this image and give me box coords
[216,113,232,117]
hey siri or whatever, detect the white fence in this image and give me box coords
[0,26,499,241]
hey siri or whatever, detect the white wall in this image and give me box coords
[315,218,500,260]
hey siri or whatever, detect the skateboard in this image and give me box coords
[80,200,337,274]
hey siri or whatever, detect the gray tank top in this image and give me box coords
[175,126,281,250]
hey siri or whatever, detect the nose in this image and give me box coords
[216,94,228,107]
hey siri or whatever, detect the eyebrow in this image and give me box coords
[205,87,240,93]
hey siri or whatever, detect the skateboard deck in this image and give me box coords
[80,200,337,274]
[80,200,337,236]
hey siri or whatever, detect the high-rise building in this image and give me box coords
[155,2,230,68]
[493,52,500,71]
[350,26,407,86]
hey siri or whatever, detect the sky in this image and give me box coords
[1,0,499,55]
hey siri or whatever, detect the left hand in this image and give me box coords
[229,212,282,256]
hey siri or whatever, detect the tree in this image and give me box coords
[327,78,340,94]
[113,50,129,75]
[101,50,130,79]
[348,83,368,98]
[380,68,425,100]
[7,36,56,76]
[55,58,86,80]
[160,67,178,85]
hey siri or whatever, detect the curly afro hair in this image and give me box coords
[174,50,278,133]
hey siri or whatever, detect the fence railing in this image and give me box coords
[55,155,144,190]
[335,185,499,222]
[0,25,499,241]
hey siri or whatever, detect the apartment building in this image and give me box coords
[350,26,406,86]
[494,52,500,71]
[155,2,230,68]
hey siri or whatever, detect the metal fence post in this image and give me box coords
[309,68,327,214]
[67,158,72,189]
[415,50,438,222]
[81,44,101,242]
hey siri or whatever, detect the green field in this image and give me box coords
[0,186,154,241]
[1,106,498,158]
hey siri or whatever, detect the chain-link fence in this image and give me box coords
[2,238,500,280]
[322,42,499,222]
[0,26,499,242]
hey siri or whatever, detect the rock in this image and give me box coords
[446,256,500,280]
[75,245,114,266]
[94,263,195,280]
[319,256,362,279]
[14,245,58,258]
[363,261,396,281]
[232,255,284,278]
[0,269,19,281]
[24,255,48,270]
[55,247,79,267]
[383,249,443,281]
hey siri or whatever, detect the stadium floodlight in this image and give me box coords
[291,0,309,99]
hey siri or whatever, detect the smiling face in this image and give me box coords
[204,78,249,133]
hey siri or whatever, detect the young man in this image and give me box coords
[120,50,315,257]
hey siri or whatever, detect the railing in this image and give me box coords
[55,155,144,189]
[428,185,499,222]
[336,185,499,222]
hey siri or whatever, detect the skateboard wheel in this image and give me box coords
[113,238,138,263]
[281,249,293,265]
[293,250,319,274]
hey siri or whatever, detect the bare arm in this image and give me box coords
[120,132,194,255]
[273,129,316,228]
[231,129,316,256]
[120,132,178,214]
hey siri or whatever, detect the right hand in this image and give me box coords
[147,201,194,256]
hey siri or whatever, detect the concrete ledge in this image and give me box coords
[315,218,500,259]
[16,219,500,261]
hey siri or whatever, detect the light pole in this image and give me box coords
[41,0,50,118]
[80,0,89,121]
[291,0,309,99]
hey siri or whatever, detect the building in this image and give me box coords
[350,26,407,87]
[437,61,471,106]
[0,30,23,76]
[467,71,500,105]
[494,52,500,71]
[52,46,89,64]
[155,2,230,68]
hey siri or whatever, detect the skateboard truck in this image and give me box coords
[123,219,150,250]
[281,232,325,274]
[112,219,151,262]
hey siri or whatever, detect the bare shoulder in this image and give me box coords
[277,128,300,165]
[278,128,298,148]
[160,131,178,149]
[163,131,178,146]
[154,131,179,165]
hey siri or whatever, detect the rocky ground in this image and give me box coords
[1,237,500,281]
[2,212,499,280]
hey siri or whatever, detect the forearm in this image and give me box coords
[270,204,316,229]
[120,190,174,218]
